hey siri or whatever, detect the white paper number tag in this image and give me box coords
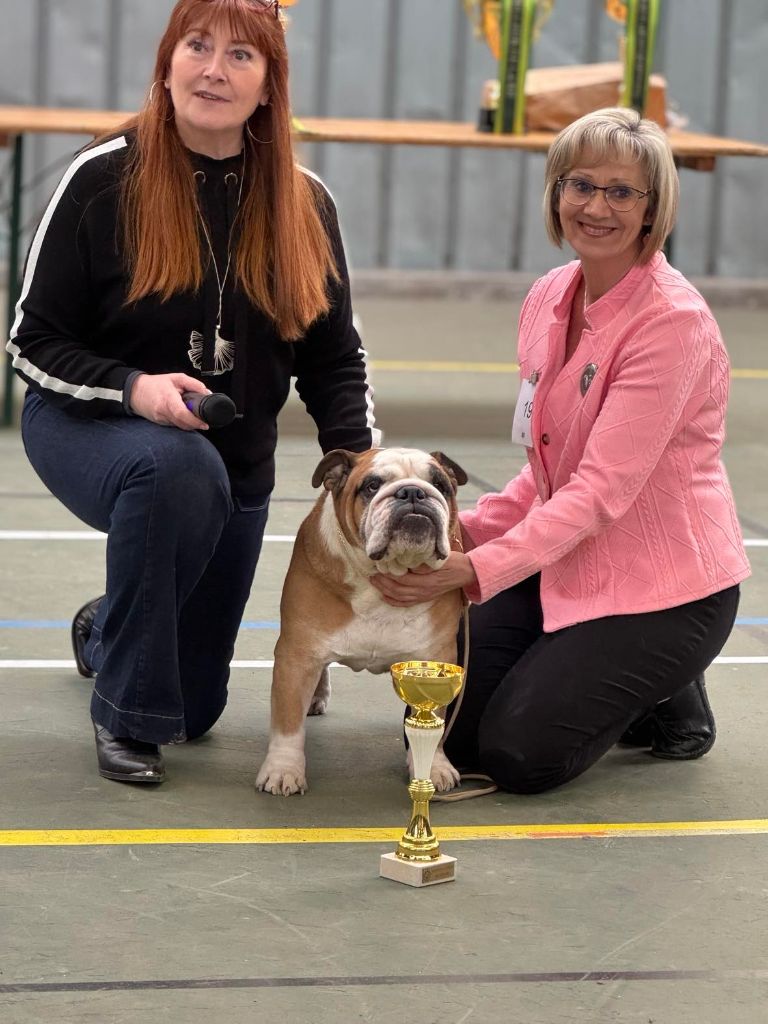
[511,373,538,447]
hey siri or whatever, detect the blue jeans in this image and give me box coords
[22,393,270,744]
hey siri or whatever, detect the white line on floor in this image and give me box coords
[0,531,295,542]
[0,530,766,546]
[0,657,765,670]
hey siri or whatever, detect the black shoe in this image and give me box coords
[619,677,715,760]
[93,722,166,783]
[651,677,716,760]
[71,596,104,678]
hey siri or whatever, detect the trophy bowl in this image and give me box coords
[390,660,464,717]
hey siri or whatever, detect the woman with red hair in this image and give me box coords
[7,0,378,783]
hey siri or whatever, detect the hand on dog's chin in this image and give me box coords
[369,551,477,607]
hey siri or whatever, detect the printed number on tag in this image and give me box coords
[511,375,537,447]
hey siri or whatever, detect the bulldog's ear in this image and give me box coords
[431,451,468,489]
[312,449,358,492]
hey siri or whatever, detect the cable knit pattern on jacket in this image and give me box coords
[460,251,750,631]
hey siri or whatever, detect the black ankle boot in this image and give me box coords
[651,677,716,759]
[93,722,166,783]
[71,596,105,678]
[619,677,715,760]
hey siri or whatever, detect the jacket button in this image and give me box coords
[541,433,550,445]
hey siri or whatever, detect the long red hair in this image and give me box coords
[115,0,337,340]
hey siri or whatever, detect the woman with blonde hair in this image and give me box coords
[372,107,749,794]
[8,0,377,783]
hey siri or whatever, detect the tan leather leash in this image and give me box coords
[433,591,498,802]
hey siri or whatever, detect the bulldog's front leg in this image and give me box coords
[255,648,325,796]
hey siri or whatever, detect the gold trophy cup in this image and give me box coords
[380,660,464,887]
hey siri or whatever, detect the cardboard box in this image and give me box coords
[524,62,667,130]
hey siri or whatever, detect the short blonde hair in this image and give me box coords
[542,107,679,262]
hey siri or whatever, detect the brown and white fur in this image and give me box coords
[255,447,467,796]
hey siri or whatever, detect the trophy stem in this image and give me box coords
[396,716,444,862]
[404,713,443,780]
[396,779,440,861]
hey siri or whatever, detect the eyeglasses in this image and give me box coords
[252,0,280,16]
[558,177,653,212]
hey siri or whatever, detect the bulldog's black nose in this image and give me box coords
[395,484,426,504]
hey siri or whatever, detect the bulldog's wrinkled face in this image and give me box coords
[312,447,467,576]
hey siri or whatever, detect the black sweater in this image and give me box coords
[6,131,377,498]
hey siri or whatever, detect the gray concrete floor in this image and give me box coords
[1,296,767,1023]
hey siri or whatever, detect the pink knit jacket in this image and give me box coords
[461,251,750,631]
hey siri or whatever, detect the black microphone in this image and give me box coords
[182,391,237,428]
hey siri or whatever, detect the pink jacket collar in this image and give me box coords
[552,250,666,330]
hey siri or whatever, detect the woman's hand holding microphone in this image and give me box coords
[129,373,236,430]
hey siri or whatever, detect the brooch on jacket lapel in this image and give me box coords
[580,363,598,396]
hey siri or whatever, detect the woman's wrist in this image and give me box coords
[453,551,479,592]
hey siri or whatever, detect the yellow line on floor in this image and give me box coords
[731,368,768,379]
[370,360,519,373]
[1,819,767,847]
[369,360,768,380]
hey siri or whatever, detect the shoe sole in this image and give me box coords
[98,768,166,783]
[649,733,716,761]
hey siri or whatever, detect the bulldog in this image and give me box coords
[255,446,467,796]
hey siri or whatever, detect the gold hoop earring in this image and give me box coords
[149,80,173,121]
[245,121,273,145]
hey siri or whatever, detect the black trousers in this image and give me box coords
[443,575,740,794]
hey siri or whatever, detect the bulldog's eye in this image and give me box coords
[434,476,452,496]
[361,477,381,496]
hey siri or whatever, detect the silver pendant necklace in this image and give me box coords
[189,151,245,375]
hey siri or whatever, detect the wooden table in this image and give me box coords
[3,104,768,423]
[3,104,768,165]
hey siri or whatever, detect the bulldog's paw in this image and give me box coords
[255,756,307,796]
[307,670,331,716]
[406,748,461,792]
[430,749,461,792]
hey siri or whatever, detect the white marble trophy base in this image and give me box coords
[379,852,457,887]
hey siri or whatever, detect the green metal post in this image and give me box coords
[3,134,24,427]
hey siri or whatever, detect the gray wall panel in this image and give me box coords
[281,2,324,117]
[718,4,768,277]
[313,144,384,269]
[453,149,525,271]
[388,0,455,268]
[655,0,720,276]
[453,13,517,271]
[0,0,37,103]
[1,0,767,279]
[312,0,391,270]
[389,148,452,268]
[117,1,173,109]
[519,152,554,273]
[323,0,389,116]
[47,0,109,107]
